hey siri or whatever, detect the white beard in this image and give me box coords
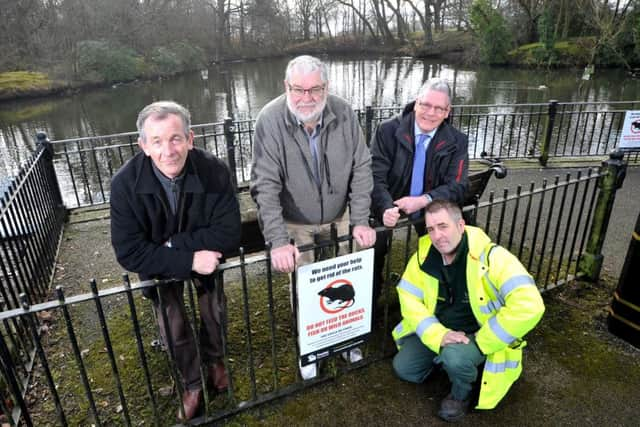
[287,96,327,124]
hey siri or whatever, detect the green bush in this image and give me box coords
[76,40,142,82]
[149,42,206,75]
[171,42,205,69]
[150,46,181,75]
[470,0,512,64]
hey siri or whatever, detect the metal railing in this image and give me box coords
[0,136,66,311]
[47,100,639,209]
[0,161,619,425]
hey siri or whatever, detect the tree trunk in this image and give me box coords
[336,0,380,43]
[371,0,395,44]
[405,0,433,45]
[383,0,408,42]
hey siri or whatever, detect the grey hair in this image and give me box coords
[136,101,191,142]
[284,55,328,84]
[425,199,463,222]
[416,78,452,105]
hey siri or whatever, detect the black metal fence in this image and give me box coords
[0,136,67,312]
[0,160,621,425]
[49,100,639,208]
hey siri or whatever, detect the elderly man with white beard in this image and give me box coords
[250,55,376,379]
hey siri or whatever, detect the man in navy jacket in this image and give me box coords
[110,101,241,421]
[370,78,469,303]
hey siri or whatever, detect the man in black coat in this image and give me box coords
[110,101,241,421]
[370,78,469,303]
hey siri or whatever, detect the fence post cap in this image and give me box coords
[36,132,49,143]
[609,150,624,161]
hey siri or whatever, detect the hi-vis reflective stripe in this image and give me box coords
[394,322,404,335]
[398,278,424,300]
[484,359,519,373]
[480,299,503,314]
[416,316,439,337]
[483,272,504,305]
[479,246,491,264]
[489,316,516,345]
[500,275,536,297]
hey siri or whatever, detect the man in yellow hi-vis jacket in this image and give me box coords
[392,200,544,422]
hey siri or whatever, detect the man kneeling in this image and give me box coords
[391,200,544,421]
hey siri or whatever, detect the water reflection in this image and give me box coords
[1,56,640,177]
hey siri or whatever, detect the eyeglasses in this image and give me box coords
[287,84,326,97]
[416,101,448,115]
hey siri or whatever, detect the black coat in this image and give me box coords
[370,101,469,221]
[110,148,241,286]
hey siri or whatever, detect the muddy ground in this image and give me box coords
[41,206,640,426]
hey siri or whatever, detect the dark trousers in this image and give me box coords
[154,279,224,390]
[392,334,485,400]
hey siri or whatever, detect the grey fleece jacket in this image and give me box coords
[250,93,373,249]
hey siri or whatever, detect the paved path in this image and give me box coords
[483,164,640,280]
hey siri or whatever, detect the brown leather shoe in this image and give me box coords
[207,361,229,392]
[177,388,202,421]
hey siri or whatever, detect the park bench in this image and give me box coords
[463,153,507,225]
[236,153,507,254]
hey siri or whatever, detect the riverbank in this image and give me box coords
[3,30,626,104]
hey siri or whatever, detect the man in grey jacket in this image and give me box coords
[250,55,376,378]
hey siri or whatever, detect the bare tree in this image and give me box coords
[371,0,396,44]
[513,0,546,42]
[583,0,636,69]
[335,0,380,43]
[295,0,319,41]
[384,0,410,41]
[404,0,435,45]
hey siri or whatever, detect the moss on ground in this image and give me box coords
[19,214,640,426]
[0,71,64,100]
[508,38,594,67]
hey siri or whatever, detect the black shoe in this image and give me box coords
[438,393,470,422]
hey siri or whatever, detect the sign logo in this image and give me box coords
[318,279,355,314]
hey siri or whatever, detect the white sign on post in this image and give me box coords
[296,248,374,366]
[618,110,640,149]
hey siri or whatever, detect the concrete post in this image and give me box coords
[539,100,558,166]
[578,151,627,281]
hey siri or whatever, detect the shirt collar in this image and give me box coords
[414,122,437,141]
[299,113,324,136]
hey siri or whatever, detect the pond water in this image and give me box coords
[1,54,639,176]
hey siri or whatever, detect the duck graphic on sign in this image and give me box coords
[318,279,355,314]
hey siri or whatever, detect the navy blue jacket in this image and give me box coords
[371,101,469,221]
[110,148,241,285]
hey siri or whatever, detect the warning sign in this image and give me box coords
[618,110,640,149]
[296,248,374,365]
